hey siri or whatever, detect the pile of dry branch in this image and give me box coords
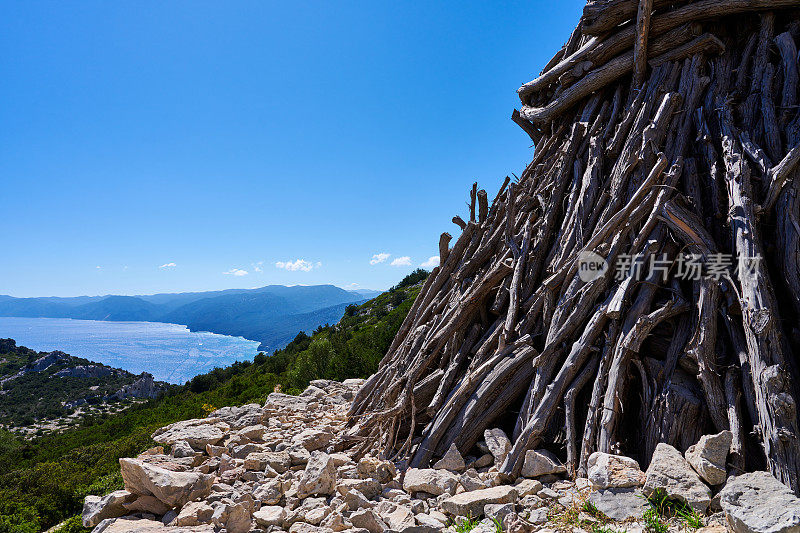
[345,0,800,493]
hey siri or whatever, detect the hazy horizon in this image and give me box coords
[0,282,384,300]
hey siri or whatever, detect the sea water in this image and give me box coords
[0,317,260,384]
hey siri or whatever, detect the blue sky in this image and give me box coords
[1,1,584,297]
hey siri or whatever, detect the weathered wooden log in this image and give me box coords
[512,109,542,143]
[469,183,477,222]
[520,33,723,123]
[719,101,800,490]
[582,0,691,36]
[762,141,800,213]
[439,233,452,266]
[633,0,654,89]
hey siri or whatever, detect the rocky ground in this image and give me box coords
[83,380,800,533]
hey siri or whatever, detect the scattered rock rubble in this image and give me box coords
[83,382,800,533]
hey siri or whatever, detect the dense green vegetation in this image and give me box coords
[0,340,142,427]
[0,271,425,533]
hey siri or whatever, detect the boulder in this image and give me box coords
[289,445,312,465]
[433,443,466,472]
[472,454,494,469]
[82,490,136,527]
[119,458,214,508]
[288,523,330,533]
[122,495,171,515]
[336,478,382,499]
[205,444,226,457]
[379,504,416,530]
[231,442,264,459]
[293,428,334,451]
[403,468,459,496]
[301,385,326,398]
[297,451,337,498]
[514,479,543,497]
[520,449,566,478]
[225,503,251,533]
[484,503,515,521]
[151,418,229,449]
[343,488,374,511]
[243,451,291,473]
[441,485,519,517]
[321,511,349,532]
[237,424,267,440]
[175,502,214,526]
[253,506,286,528]
[89,518,214,533]
[171,441,196,459]
[303,502,331,526]
[416,513,447,529]
[643,443,711,513]
[329,452,352,467]
[253,478,283,504]
[460,470,490,491]
[587,452,646,489]
[209,404,264,429]
[586,488,648,520]
[484,428,512,465]
[719,471,800,533]
[263,392,310,413]
[685,431,733,486]
[358,455,397,483]
[349,509,389,533]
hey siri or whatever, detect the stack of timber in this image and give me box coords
[344,0,800,494]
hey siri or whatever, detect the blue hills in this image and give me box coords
[0,285,382,352]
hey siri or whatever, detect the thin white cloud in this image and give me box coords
[420,256,439,268]
[252,261,264,273]
[159,262,177,269]
[96,266,102,270]
[391,256,412,267]
[370,253,391,265]
[275,259,318,272]
[223,268,248,276]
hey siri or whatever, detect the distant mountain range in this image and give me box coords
[0,285,382,352]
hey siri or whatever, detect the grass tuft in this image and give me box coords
[642,488,705,532]
[450,515,480,533]
[492,516,505,532]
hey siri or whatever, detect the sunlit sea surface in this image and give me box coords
[0,317,261,384]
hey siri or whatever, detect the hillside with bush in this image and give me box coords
[0,340,166,429]
[0,270,425,533]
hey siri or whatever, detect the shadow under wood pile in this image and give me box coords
[344,0,800,494]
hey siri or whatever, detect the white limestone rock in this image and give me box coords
[520,449,566,478]
[588,452,646,489]
[483,428,512,466]
[297,451,337,498]
[643,443,711,513]
[119,458,214,508]
[685,431,733,486]
[403,468,459,496]
[82,490,136,528]
[719,471,800,533]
